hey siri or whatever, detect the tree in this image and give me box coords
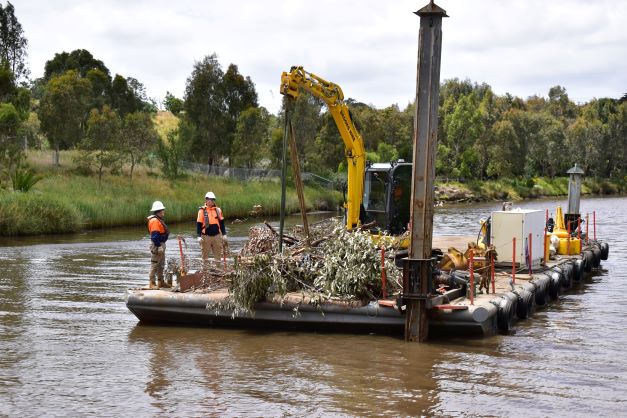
[0,2,28,81]
[442,93,483,179]
[157,119,192,179]
[82,105,121,185]
[44,49,109,80]
[163,91,184,114]
[121,111,159,182]
[231,106,270,168]
[0,101,20,175]
[111,74,142,117]
[223,63,258,161]
[184,53,227,165]
[38,70,91,166]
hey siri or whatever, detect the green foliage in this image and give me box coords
[0,2,29,81]
[81,105,122,185]
[8,162,42,192]
[231,106,270,168]
[0,152,340,235]
[163,91,184,114]
[183,54,257,164]
[0,192,83,235]
[121,111,159,181]
[38,70,92,164]
[44,49,110,80]
[157,119,192,179]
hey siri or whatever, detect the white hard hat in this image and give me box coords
[151,201,165,212]
[205,191,216,199]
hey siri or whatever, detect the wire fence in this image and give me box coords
[181,161,338,190]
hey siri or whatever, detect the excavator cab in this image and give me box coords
[362,161,412,235]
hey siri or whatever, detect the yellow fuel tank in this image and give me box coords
[558,237,581,255]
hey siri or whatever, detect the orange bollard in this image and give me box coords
[512,237,516,285]
[469,250,474,305]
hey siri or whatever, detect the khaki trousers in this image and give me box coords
[201,234,223,269]
[149,243,166,283]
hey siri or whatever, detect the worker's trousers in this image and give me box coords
[201,234,223,269]
[149,243,166,282]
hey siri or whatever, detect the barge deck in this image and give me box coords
[125,236,609,337]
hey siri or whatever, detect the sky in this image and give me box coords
[13,0,627,115]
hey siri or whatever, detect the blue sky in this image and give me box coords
[14,0,627,114]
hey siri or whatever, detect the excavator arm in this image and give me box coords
[280,66,366,230]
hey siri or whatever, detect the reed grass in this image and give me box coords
[0,153,340,236]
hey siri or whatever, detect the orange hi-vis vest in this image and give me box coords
[148,215,167,234]
[197,205,224,234]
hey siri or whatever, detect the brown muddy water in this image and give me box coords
[1,198,626,416]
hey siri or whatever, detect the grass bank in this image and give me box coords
[436,176,627,203]
[0,152,340,236]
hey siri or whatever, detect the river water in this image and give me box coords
[1,197,626,416]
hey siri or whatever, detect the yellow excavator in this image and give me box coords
[280,66,412,236]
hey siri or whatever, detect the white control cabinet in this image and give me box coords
[490,209,545,268]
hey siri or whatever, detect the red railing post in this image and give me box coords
[567,222,571,255]
[178,236,186,277]
[593,211,597,241]
[543,209,548,266]
[586,213,589,245]
[512,237,516,285]
[469,250,474,305]
[490,251,495,294]
[528,232,533,275]
[380,247,388,299]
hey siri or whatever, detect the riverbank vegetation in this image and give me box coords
[0,151,339,236]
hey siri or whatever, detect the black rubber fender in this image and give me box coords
[549,271,562,300]
[513,288,533,319]
[491,296,515,333]
[532,274,550,306]
[592,247,602,268]
[600,242,609,260]
[583,251,594,272]
[573,259,584,281]
[520,282,537,315]
[561,264,573,289]
[553,267,568,289]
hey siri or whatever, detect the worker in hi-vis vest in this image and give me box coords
[147,200,169,289]
[196,191,227,270]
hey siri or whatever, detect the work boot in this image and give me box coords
[157,278,166,289]
[161,277,172,288]
[149,278,157,289]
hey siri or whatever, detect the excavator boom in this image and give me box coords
[280,66,365,230]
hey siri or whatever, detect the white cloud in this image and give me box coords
[13,0,627,114]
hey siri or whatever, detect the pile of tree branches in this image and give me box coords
[212,218,403,316]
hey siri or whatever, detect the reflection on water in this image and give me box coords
[1,200,626,415]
